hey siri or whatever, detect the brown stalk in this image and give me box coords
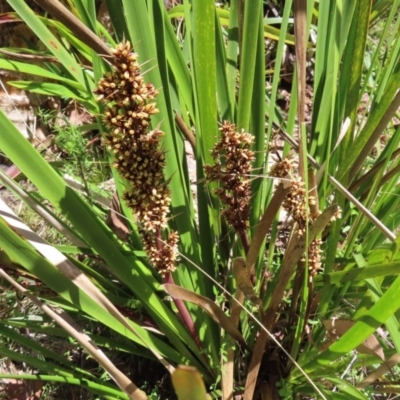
[155,229,202,350]
[308,169,320,219]
[174,112,196,155]
[0,48,58,62]
[238,227,250,254]
[284,0,308,334]
[33,0,113,57]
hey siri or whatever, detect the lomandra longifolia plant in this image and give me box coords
[2,1,400,398]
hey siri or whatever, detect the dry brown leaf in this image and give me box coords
[163,283,249,350]
[246,183,289,276]
[106,192,130,241]
[66,105,92,126]
[260,382,276,400]
[323,318,385,360]
[233,257,261,306]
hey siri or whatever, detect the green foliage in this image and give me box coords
[0,0,399,399]
[37,109,104,187]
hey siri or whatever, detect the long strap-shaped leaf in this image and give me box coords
[0,197,173,374]
[339,0,372,185]
[0,373,127,399]
[0,269,147,400]
[237,0,263,131]
[0,169,87,247]
[7,0,88,90]
[293,0,307,179]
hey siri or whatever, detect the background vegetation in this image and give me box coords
[0,0,400,399]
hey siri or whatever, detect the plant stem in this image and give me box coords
[163,272,202,350]
[155,228,202,350]
[239,229,250,254]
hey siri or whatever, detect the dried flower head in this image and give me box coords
[269,157,294,179]
[271,158,325,276]
[204,121,255,232]
[95,41,177,276]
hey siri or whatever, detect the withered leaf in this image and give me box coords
[163,283,249,350]
[106,191,130,241]
[233,257,261,306]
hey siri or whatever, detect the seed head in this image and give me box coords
[205,121,254,232]
[94,41,178,276]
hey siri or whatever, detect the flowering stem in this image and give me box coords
[234,192,250,254]
[154,228,200,346]
[239,229,250,254]
[163,272,202,349]
[155,227,163,253]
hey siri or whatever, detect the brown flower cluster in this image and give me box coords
[269,157,294,179]
[94,41,177,276]
[204,121,255,232]
[270,158,323,276]
[307,238,323,276]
